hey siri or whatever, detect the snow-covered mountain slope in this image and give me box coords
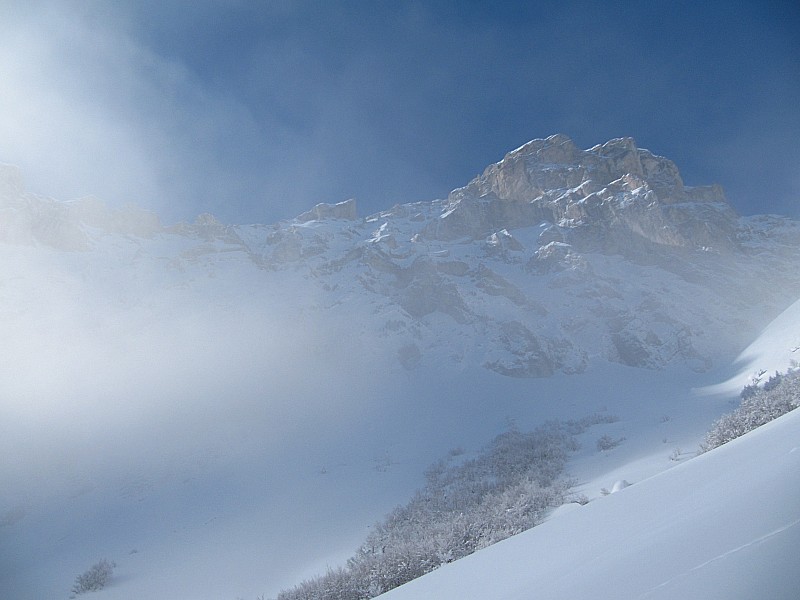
[0,135,798,599]
[377,300,800,599]
[3,135,799,379]
[702,296,800,395]
[379,406,800,600]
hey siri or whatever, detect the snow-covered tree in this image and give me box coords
[701,369,799,452]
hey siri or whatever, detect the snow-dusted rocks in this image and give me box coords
[0,167,161,249]
[296,198,358,223]
[0,136,798,376]
[429,134,737,255]
[476,134,723,207]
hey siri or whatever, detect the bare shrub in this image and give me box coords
[71,559,116,595]
[596,434,625,451]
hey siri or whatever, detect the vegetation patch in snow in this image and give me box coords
[70,559,115,596]
[700,369,799,452]
[275,415,615,600]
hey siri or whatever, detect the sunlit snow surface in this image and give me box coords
[380,408,800,600]
[379,295,800,600]
[1,352,735,599]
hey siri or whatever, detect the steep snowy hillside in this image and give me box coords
[377,289,800,600]
[379,407,800,600]
[702,296,800,395]
[0,135,798,599]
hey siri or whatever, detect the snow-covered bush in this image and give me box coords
[596,434,625,451]
[71,559,115,595]
[275,417,613,600]
[700,369,799,453]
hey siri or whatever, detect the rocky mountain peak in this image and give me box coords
[425,135,735,253]
[463,134,727,204]
[0,168,162,249]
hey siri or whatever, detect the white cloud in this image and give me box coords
[0,2,262,222]
[0,244,385,503]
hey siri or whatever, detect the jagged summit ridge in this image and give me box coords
[0,136,733,253]
[475,134,724,205]
[425,134,734,250]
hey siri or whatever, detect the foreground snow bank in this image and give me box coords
[379,408,800,600]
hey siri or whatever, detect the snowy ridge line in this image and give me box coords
[699,297,800,395]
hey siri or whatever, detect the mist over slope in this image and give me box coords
[3,134,799,379]
[380,300,800,600]
[1,135,798,599]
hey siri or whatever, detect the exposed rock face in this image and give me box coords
[423,134,737,255]
[472,134,723,205]
[484,320,586,378]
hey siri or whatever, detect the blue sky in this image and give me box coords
[0,1,798,223]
